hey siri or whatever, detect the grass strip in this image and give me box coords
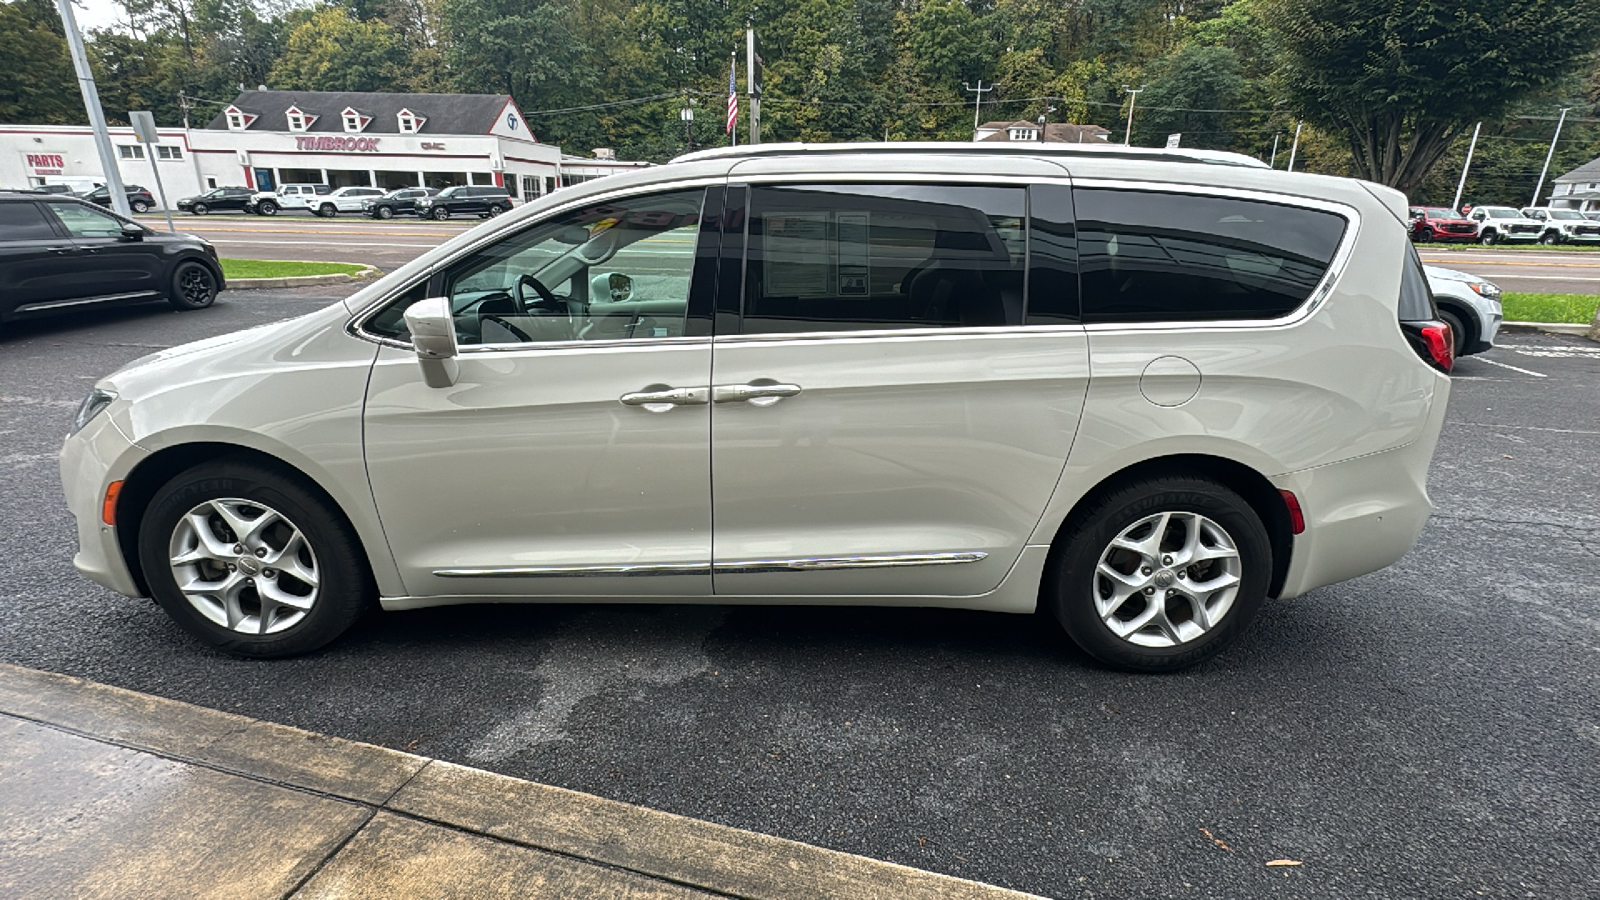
[1500,292,1600,324]
[221,258,366,279]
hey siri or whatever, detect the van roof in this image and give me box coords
[672,141,1270,169]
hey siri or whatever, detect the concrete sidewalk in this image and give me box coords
[0,663,1040,899]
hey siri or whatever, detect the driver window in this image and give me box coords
[437,188,705,346]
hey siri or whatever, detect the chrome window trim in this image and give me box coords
[347,175,731,350]
[1067,177,1362,334]
[434,551,987,579]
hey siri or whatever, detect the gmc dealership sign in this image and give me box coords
[27,153,66,173]
[294,136,381,152]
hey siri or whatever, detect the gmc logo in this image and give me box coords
[27,154,65,169]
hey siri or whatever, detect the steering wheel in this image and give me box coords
[514,273,563,315]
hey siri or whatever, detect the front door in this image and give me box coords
[363,186,720,598]
[43,201,164,301]
[709,180,1090,597]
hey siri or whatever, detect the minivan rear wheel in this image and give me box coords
[138,461,374,658]
[1048,477,1271,672]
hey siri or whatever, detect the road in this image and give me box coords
[1416,247,1600,294]
[3,286,1597,898]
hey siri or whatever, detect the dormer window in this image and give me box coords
[341,107,371,133]
[397,109,425,134]
[1009,127,1038,141]
[285,105,317,132]
[224,105,258,131]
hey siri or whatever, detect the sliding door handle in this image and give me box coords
[619,384,709,413]
[712,381,802,407]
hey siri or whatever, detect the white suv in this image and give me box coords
[1520,207,1600,245]
[310,186,386,218]
[1468,206,1544,244]
[59,143,1454,671]
[254,183,331,215]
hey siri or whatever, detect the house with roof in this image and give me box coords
[974,120,1112,144]
[1547,157,1600,213]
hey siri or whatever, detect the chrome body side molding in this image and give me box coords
[434,551,988,579]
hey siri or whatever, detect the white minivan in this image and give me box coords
[60,143,1454,671]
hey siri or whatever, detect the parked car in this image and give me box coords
[1519,207,1600,245]
[363,187,439,219]
[60,142,1454,671]
[27,183,81,197]
[254,183,332,215]
[1466,206,1544,245]
[415,184,512,220]
[82,184,158,215]
[1407,206,1476,243]
[175,187,257,215]
[310,186,386,218]
[0,191,223,327]
[1424,265,1501,357]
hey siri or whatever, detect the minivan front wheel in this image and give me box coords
[168,261,218,310]
[1048,477,1271,672]
[138,461,374,658]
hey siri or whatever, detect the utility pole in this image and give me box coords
[963,81,993,137]
[746,26,761,145]
[1286,121,1303,172]
[55,0,131,217]
[1122,85,1145,146]
[1531,108,1571,208]
[1451,122,1481,213]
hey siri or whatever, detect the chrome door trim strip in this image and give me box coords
[15,291,161,312]
[433,551,988,579]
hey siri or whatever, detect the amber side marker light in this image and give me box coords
[102,481,123,526]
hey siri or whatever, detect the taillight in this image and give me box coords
[1400,319,1453,374]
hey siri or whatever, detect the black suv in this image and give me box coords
[176,186,257,215]
[0,192,224,327]
[364,187,438,219]
[415,185,512,220]
[83,184,158,214]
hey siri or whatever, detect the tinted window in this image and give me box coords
[1075,189,1347,323]
[0,201,59,239]
[741,184,1025,335]
[1026,183,1080,325]
[1397,244,1437,322]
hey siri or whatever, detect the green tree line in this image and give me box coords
[3,0,1599,202]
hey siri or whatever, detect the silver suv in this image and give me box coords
[60,143,1453,671]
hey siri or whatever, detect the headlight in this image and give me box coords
[70,388,116,436]
[1467,281,1501,299]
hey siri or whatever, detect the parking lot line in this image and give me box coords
[1475,357,1547,377]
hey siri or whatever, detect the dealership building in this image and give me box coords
[1,90,647,203]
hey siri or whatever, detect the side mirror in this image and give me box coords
[118,222,144,242]
[401,296,460,388]
[590,272,633,302]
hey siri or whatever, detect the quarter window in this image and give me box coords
[1074,188,1347,323]
[366,189,706,345]
[740,184,1026,335]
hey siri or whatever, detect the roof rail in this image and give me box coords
[671,141,1271,169]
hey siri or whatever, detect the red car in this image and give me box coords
[1408,207,1477,243]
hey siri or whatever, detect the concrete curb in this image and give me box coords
[228,265,379,290]
[0,663,1040,900]
[1501,320,1594,337]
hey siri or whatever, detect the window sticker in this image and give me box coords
[765,213,833,296]
[836,212,870,296]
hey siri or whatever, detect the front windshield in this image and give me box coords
[1483,208,1517,219]
[206,189,225,198]
[1549,210,1586,220]
[1424,208,1457,218]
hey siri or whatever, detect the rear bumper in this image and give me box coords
[1273,373,1451,599]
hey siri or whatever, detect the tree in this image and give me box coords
[269,6,403,92]
[1260,0,1600,192]
[0,0,80,124]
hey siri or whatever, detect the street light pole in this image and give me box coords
[1286,121,1304,172]
[54,0,131,217]
[1451,122,1481,213]
[1531,108,1571,208]
[1122,85,1145,146]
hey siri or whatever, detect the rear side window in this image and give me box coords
[740,183,1026,335]
[1075,189,1348,323]
[0,201,59,239]
[1397,243,1437,322]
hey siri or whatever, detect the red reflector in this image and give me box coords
[1279,489,1305,535]
[1420,323,1454,373]
[101,481,123,526]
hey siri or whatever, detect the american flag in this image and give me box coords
[726,57,738,135]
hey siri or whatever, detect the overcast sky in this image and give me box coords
[64,0,127,32]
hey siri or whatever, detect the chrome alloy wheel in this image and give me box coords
[1093,511,1242,648]
[167,498,319,634]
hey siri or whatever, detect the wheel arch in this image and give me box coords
[1040,453,1295,600]
[1432,296,1478,349]
[112,442,384,597]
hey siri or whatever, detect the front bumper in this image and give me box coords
[59,410,148,598]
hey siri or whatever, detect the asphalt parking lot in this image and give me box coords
[2,287,1597,899]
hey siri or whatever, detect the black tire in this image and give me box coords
[1439,308,1468,358]
[318,203,337,218]
[1416,227,1432,243]
[376,206,394,219]
[488,204,506,217]
[1047,476,1272,673]
[192,203,208,216]
[1479,230,1496,246]
[168,260,218,310]
[137,459,374,658]
[1539,232,1560,245]
[432,207,450,220]
[258,200,278,216]
[131,200,151,214]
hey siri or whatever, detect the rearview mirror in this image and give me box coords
[118,222,144,242]
[402,297,459,388]
[591,272,633,302]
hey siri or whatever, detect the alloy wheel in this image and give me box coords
[1092,511,1243,648]
[167,498,319,634]
[178,265,215,306]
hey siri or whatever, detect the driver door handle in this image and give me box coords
[619,385,710,413]
[712,381,803,406]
